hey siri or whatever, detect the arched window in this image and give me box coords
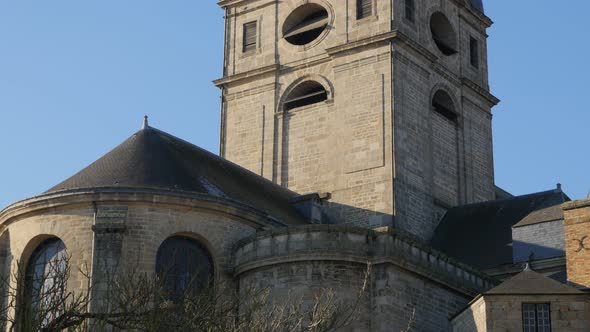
[156,236,213,301]
[284,81,328,111]
[432,90,458,122]
[24,238,67,325]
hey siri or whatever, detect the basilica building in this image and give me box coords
[1,0,589,331]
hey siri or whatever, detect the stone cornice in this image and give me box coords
[326,31,398,56]
[563,198,590,211]
[0,187,286,231]
[217,0,249,8]
[214,63,279,87]
[450,0,494,28]
[462,77,500,106]
[233,225,499,297]
[214,31,498,102]
[483,256,566,277]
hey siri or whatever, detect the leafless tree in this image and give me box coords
[0,256,371,332]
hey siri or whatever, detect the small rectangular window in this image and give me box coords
[523,303,551,332]
[357,0,372,20]
[243,21,257,52]
[470,37,479,68]
[405,0,415,23]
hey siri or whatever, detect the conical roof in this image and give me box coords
[47,124,308,225]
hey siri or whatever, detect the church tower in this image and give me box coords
[215,0,498,240]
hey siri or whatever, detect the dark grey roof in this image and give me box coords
[430,189,570,270]
[47,125,308,225]
[513,205,564,228]
[470,0,484,13]
[485,269,583,295]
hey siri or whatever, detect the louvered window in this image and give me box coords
[243,21,257,52]
[284,81,328,111]
[523,303,551,332]
[405,0,415,23]
[357,0,372,20]
[432,90,458,122]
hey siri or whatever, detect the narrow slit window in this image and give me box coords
[243,21,257,52]
[405,0,415,23]
[470,37,479,68]
[284,81,328,111]
[357,0,372,20]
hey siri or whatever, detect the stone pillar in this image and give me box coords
[563,198,590,288]
[89,205,127,320]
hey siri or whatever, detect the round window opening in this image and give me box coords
[430,12,457,56]
[283,4,329,46]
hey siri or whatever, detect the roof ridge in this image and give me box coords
[448,188,562,210]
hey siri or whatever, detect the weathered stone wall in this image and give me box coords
[453,294,590,332]
[234,225,496,331]
[0,206,95,290]
[512,220,565,263]
[485,295,589,332]
[0,190,271,329]
[218,0,497,240]
[563,199,590,288]
[452,297,487,332]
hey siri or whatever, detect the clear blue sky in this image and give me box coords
[0,1,588,209]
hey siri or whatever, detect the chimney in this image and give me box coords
[563,198,590,288]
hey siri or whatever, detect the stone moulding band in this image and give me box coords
[232,225,498,296]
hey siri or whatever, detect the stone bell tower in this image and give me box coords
[214,0,499,240]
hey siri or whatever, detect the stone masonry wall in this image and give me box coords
[563,199,590,288]
[219,0,497,240]
[452,297,487,332]
[484,295,590,332]
[234,225,497,331]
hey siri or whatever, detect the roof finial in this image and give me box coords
[556,183,562,191]
[142,115,149,130]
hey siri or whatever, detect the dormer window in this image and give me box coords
[283,4,329,46]
[284,81,328,111]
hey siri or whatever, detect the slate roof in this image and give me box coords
[430,188,570,270]
[513,205,564,228]
[47,124,308,225]
[470,0,484,14]
[485,268,583,295]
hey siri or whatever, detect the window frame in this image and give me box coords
[405,0,415,23]
[356,0,373,20]
[23,238,68,328]
[470,36,480,68]
[522,303,552,332]
[155,236,214,302]
[242,20,258,53]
